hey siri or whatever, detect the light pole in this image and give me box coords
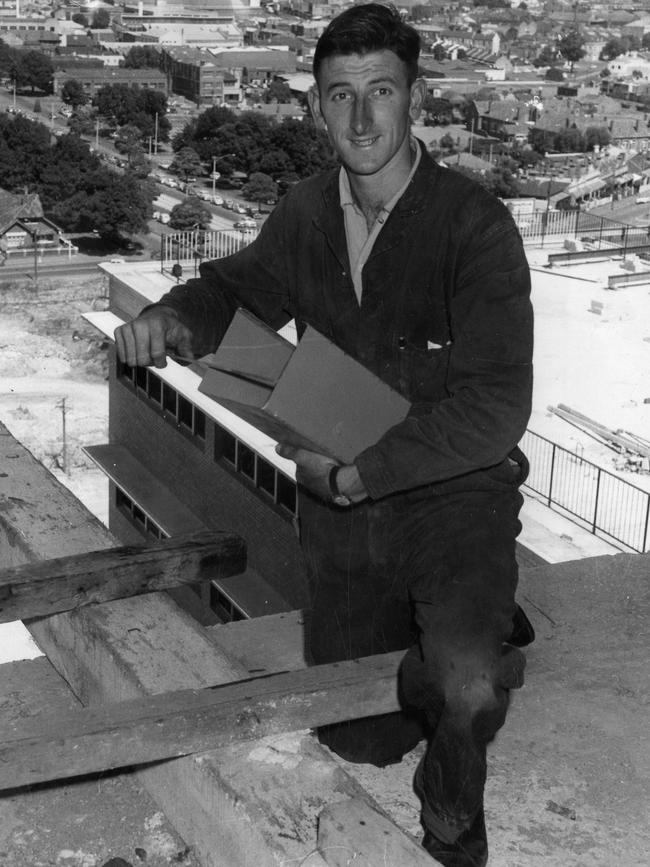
[212,155,220,201]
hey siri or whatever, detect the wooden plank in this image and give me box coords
[0,650,402,791]
[0,530,246,623]
[0,425,397,866]
[317,797,434,866]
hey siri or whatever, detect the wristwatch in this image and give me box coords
[328,465,351,507]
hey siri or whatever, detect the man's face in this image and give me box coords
[309,49,425,181]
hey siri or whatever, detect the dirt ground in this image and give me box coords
[0,274,111,525]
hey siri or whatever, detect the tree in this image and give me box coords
[584,126,611,151]
[171,146,204,187]
[545,66,565,81]
[114,123,143,156]
[93,84,170,141]
[242,172,278,204]
[14,50,53,94]
[76,168,152,240]
[61,79,88,110]
[71,12,89,27]
[90,8,110,29]
[123,45,160,69]
[168,198,212,230]
[557,29,585,72]
[265,80,292,103]
[533,44,558,67]
[440,132,456,152]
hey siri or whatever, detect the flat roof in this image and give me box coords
[84,308,297,481]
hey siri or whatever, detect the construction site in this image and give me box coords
[0,218,649,867]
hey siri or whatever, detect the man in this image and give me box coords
[115,5,534,865]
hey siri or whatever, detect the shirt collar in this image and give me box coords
[339,136,422,216]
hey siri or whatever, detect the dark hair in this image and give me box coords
[313,3,421,87]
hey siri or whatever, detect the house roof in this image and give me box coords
[0,191,44,234]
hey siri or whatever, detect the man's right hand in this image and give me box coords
[114,307,194,369]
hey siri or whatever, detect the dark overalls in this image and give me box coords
[157,148,534,864]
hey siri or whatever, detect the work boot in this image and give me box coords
[422,808,488,867]
[508,602,535,647]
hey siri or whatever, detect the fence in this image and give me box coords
[160,227,259,277]
[516,208,650,254]
[521,429,650,553]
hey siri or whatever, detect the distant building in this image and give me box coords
[0,191,75,260]
[85,255,310,623]
[52,67,168,99]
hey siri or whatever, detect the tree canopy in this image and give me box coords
[173,108,336,180]
[557,29,585,71]
[168,198,212,230]
[0,114,153,241]
[61,79,88,109]
[90,8,111,29]
[242,172,278,203]
[93,84,170,141]
[123,45,161,69]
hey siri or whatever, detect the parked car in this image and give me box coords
[234,219,257,231]
[212,195,224,206]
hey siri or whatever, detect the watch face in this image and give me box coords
[333,495,351,507]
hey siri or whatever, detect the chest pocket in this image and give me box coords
[395,335,452,404]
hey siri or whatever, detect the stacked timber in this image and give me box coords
[548,404,650,473]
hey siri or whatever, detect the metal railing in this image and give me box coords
[516,208,650,254]
[160,227,259,277]
[521,429,650,553]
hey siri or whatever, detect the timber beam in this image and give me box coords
[0,651,402,791]
[0,530,246,623]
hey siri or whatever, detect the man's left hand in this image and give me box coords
[275,444,368,506]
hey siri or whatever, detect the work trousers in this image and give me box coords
[298,467,527,844]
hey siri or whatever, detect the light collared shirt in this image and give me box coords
[339,138,421,304]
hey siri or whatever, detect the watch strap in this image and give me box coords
[328,464,351,507]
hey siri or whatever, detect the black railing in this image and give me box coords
[521,430,650,553]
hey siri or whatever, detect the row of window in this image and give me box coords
[115,487,169,541]
[119,360,207,440]
[118,360,298,518]
[114,486,247,623]
[215,427,297,517]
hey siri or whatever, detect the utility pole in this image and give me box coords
[212,155,220,202]
[57,397,68,474]
[154,112,159,155]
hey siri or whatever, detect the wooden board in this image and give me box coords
[0,423,419,867]
[0,529,246,623]
[318,797,434,866]
[0,651,403,790]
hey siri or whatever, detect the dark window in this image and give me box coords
[214,427,236,463]
[257,457,275,497]
[135,366,147,391]
[117,359,135,384]
[147,372,162,404]
[116,487,132,511]
[276,473,297,515]
[145,517,162,539]
[162,383,177,414]
[194,408,206,439]
[132,504,146,526]
[237,443,256,481]
[210,584,247,623]
[178,394,193,429]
